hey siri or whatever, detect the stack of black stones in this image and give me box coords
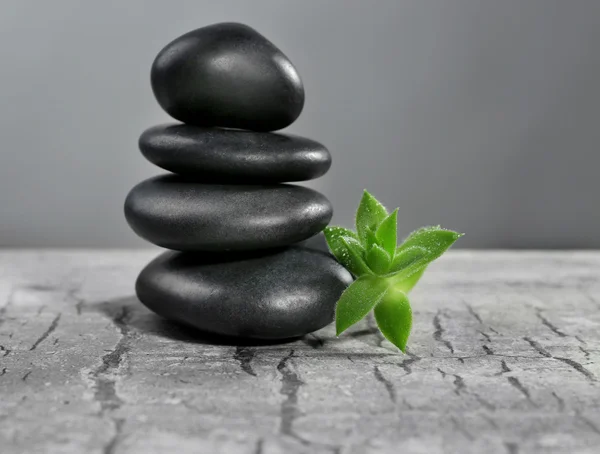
[125,23,352,340]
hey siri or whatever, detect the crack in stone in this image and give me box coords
[507,377,536,406]
[36,305,46,316]
[22,370,32,381]
[475,394,496,411]
[504,441,519,454]
[551,391,565,411]
[582,290,600,310]
[398,350,420,375]
[579,346,591,359]
[433,310,454,353]
[578,413,600,436]
[24,284,57,292]
[181,401,203,414]
[554,357,597,382]
[373,366,396,404]
[436,354,538,361]
[0,288,14,329]
[535,309,567,337]
[452,374,466,395]
[0,345,10,357]
[103,418,125,454]
[253,438,264,454]
[0,367,6,377]
[277,350,306,444]
[524,336,596,381]
[450,415,473,440]
[482,414,499,429]
[495,360,511,376]
[478,330,491,342]
[91,306,131,413]
[75,300,85,316]
[234,346,257,377]
[29,313,61,351]
[66,286,86,316]
[275,352,338,452]
[437,368,465,395]
[465,303,483,324]
[482,345,494,355]
[523,337,551,357]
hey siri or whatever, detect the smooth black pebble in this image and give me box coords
[136,247,353,339]
[139,124,331,183]
[151,22,304,131]
[124,175,332,251]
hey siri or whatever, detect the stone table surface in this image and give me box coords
[0,250,599,454]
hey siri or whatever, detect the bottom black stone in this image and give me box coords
[136,240,352,339]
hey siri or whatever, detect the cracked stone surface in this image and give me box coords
[0,250,599,454]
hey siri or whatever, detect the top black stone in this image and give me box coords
[151,23,305,131]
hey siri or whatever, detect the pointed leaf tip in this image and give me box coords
[323,226,371,277]
[356,191,388,246]
[365,243,391,275]
[389,226,462,290]
[376,208,398,257]
[374,289,412,352]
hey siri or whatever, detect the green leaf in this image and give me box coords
[394,266,426,293]
[390,227,463,284]
[365,227,380,250]
[356,191,388,245]
[323,226,358,245]
[374,288,412,352]
[365,244,391,274]
[340,237,372,277]
[326,191,464,353]
[388,246,427,274]
[323,226,371,277]
[399,226,462,252]
[375,209,398,256]
[335,276,389,335]
[323,226,351,260]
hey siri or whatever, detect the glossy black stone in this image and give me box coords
[151,23,304,131]
[139,124,331,183]
[136,246,353,339]
[124,175,332,251]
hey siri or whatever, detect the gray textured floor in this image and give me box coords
[0,250,599,454]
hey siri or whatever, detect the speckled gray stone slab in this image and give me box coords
[1,250,599,454]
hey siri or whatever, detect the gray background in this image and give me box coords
[1,0,598,249]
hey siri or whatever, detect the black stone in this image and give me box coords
[136,246,353,339]
[124,175,332,251]
[151,23,304,131]
[139,124,331,183]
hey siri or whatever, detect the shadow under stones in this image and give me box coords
[83,234,335,348]
[86,295,299,347]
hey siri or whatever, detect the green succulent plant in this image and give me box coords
[324,191,463,352]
